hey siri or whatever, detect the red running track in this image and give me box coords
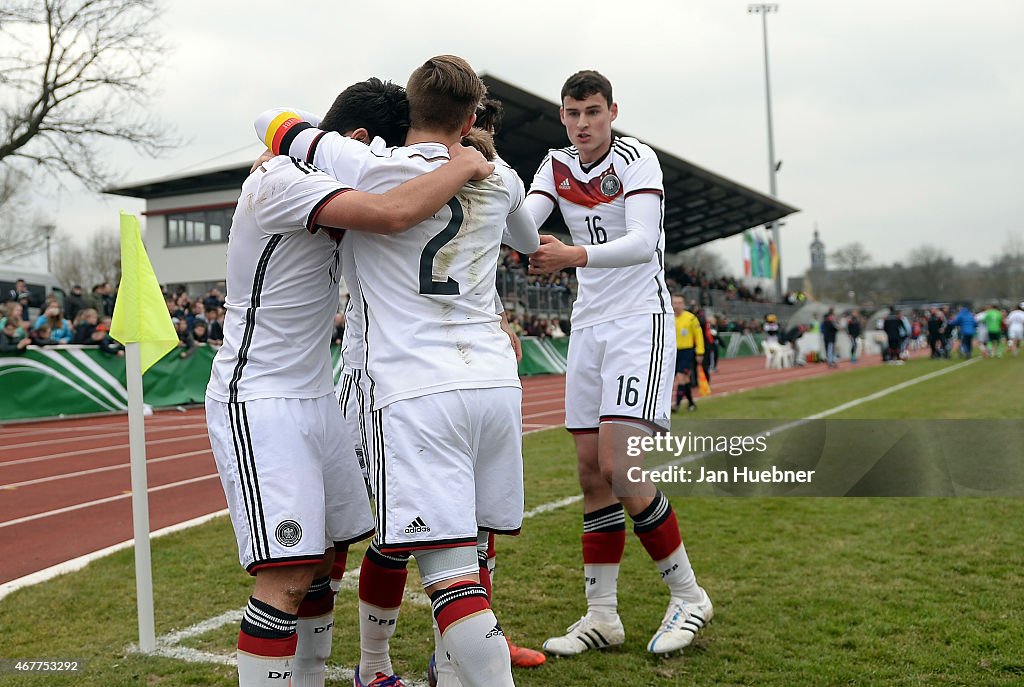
[0,354,884,585]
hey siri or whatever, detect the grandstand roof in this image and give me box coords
[108,75,798,251]
[481,75,798,251]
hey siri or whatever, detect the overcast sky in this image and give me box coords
[25,0,1024,283]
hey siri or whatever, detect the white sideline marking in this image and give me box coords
[135,494,584,680]
[0,510,228,601]
[4,362,974,678]
[662,358,980,468]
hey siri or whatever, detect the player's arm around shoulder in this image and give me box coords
[316,142,494,235]
[254,107,377,187]
[497,162,540,254]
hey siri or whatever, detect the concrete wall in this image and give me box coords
[143,189,236,289]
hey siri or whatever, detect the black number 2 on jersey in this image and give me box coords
[419,198,463,295]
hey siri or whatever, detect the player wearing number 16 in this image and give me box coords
[525,70,713,658]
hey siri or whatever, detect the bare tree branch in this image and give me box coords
[0,0,176,190]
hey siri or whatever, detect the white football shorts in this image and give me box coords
[360,385,524,553]
[206,393,374,573]
[565,312,673,433]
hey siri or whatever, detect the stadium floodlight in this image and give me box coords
[38,223,57,272]
[747,3,783,298]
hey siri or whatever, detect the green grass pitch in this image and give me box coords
[2,356,1022,686]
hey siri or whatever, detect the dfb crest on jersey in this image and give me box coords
[275,520,302,547]
[600,173,621,197]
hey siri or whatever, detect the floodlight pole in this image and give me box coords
[748,3,783,298]
[39,224,57,272]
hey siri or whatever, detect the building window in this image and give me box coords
[166,207,234,246]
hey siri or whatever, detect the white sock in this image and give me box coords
[433,619,462,687]
[656,544,701,602]
[584,563,620,621]
[292,576,334,687]
[431,583,512,687]
[292,613,332,687]
[358,601,400,683]
[236,653,294,687]
[237,597,297,687]
[443,611,513,687]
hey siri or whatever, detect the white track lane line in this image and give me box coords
[0,473,220,530]
[0,448,213,490]
[1,422,209,451]
[0,434,212,468]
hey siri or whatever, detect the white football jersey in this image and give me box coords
[337,136,392,370]
[528,135,670,329]
[261,118,528,409]
[207,156,349,403]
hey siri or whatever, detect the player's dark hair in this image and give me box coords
[475,97,504,135]
[321,77,410,147]
[561,70,613,106]
[407,55,485,133]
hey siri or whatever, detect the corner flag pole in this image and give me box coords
[126,341,156,652]
[110,212,179,654]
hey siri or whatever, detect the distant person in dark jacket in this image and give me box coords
[0,318,31,353]
[822,309,839,368]
[926,309,944,358]
[882,308,906,364]
[64,285,87,322]
[847,311,862,363]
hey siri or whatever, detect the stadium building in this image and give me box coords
[107,76,797,297]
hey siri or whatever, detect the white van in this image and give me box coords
[0,264,66,319]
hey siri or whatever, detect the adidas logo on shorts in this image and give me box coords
[405,516,431,534]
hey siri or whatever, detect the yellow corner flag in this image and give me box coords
[697,366,712,397]
[110,213,178,373]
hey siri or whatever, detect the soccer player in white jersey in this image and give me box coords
[206,116,491,687]
[258,56,538,687]
[1006,302,1024,356]
[524,70,712,657]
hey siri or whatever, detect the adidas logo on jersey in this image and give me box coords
[405,517,431,534]
[558,178,571,191]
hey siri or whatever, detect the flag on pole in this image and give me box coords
[769,238,780,280]
[697,366,711,397]
[752,235,765,278]
[742,232,753,277]
[760,233,772,279]
[110,213,178,373]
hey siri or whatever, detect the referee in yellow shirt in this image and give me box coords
[672,294,704,412]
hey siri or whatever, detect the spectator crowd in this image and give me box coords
[0,278,230,358]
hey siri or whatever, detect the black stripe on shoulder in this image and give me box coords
[290,157,321,175]
[612,142,637,164]
[306,131,327,164]
[615,136,641,158]
[306,188,349,232]
[534,153,553,177]
[279,121,312,158]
